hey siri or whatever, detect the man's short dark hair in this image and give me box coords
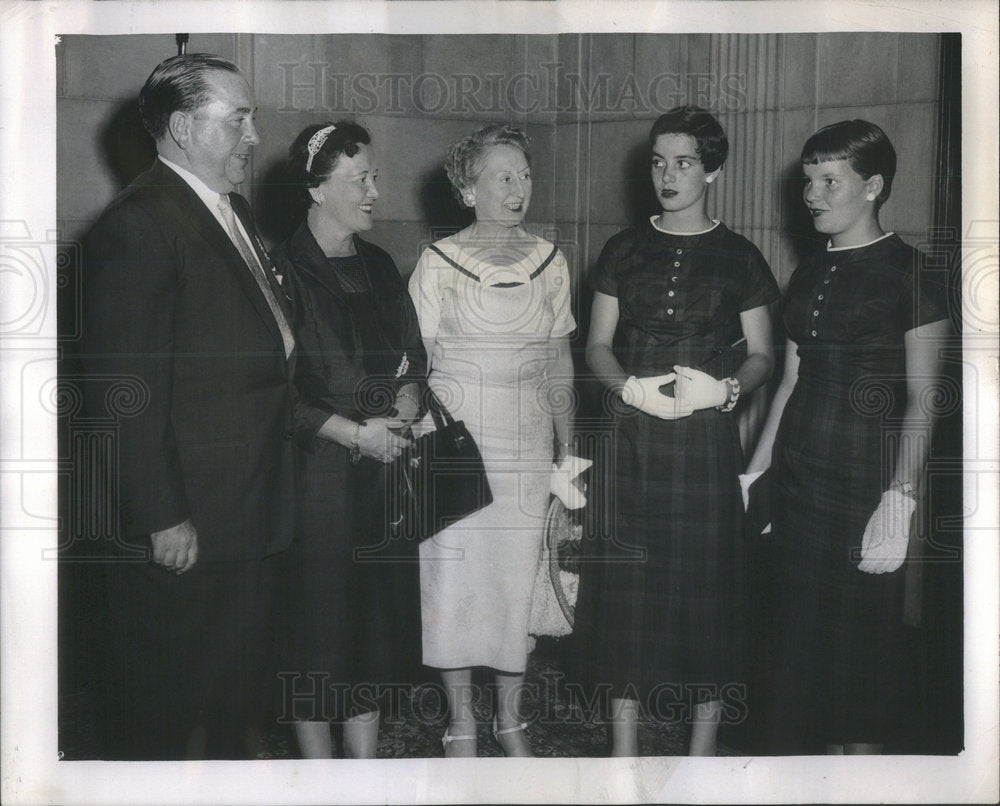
[139,53,241,141]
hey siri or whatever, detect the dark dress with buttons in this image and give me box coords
[768,234,948,749]
[577,219,779,706]
[272,222,428,721]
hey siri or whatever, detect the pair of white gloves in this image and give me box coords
[554,367,723,508]
[738,470,915,574]
[621,366,727,420]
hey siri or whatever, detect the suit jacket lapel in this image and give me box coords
[148,161,288,357]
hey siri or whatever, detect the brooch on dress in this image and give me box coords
[394,353,409,379]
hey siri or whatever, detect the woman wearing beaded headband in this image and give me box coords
[745,120,950,753]
[272,120,427,758]
[407,123,577,757]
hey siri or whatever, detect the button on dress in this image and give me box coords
[576,219,779,701]
[769,233,949,748]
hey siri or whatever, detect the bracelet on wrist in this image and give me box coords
[889,480,919,500]
[349,421,364,464]
[395,391,420,410]
[717,377,741,412]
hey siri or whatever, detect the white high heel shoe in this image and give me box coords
[492,716,531,757]
[441,726,477,757]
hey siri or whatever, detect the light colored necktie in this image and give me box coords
[217,194,295,358]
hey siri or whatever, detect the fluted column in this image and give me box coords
[708,33,784,272]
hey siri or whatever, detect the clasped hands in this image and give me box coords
[355,417,414,463]
[622,366,727,420]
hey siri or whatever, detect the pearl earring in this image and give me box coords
[866,193,876,201]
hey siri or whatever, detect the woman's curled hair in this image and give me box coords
[445,123,531,206]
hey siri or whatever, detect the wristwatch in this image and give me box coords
[890,480,918,499]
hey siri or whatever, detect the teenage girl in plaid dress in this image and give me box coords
[745,120,949,753]
[580,107,779,756]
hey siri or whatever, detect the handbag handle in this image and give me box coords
[422,386,457,432]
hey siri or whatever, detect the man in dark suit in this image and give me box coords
[79,53,296,759]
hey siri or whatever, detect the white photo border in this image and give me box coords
[1,1,996,804]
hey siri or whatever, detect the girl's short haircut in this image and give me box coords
[801,119,897,205]
[649,106,728,173]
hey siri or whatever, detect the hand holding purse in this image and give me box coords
[387,388,493,543]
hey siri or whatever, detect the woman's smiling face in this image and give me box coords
[467,144,532,228]
[311,143,379,237]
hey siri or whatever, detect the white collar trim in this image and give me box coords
[650,216,720,236]
[827,232,894,251]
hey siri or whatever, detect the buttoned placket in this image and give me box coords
[811,262,838,338]
[666,247,683,317]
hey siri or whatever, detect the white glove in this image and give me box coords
[857,489,916,574]
[550,454,593,510]
[738,470,764,511]
[673,365,728,411]
[738,470,771,534]
[621,374,693,420]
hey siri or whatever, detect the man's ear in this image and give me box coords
[167,110,190,149]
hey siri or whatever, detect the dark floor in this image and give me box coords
[59,636,743,760]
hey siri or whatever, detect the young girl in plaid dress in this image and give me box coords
[579,107,778,756]
[745,120,949,753]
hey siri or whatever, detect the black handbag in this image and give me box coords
[387,389,493,543]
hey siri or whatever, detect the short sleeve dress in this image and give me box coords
[769,233,949,749]
[408,234,576,673]
[575,218,779,704]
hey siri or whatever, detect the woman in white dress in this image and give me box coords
[408,124,576,757]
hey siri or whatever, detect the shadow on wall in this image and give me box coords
[418,164,473,237]
[624,139,660,228]
[780,157,825,268]
[255,156,303,245]
[98,99,157,192]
